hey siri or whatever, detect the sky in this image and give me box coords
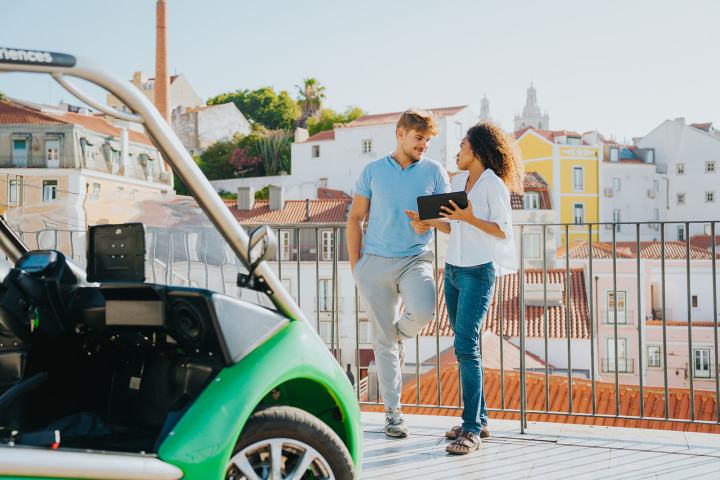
[1,0,718,141]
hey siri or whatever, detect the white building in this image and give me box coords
[107,72,203,114]
[591,134,663,242]
[172,103,251,156]
[636,118,720,240]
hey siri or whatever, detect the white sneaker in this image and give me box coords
[385,408,408,438]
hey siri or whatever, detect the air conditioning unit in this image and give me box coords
[604,188,614,197]
[647,189,656,199]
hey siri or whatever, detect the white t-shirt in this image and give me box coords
[444,169,517,274]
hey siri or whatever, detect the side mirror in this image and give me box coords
[248,225,277,276]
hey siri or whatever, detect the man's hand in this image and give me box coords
[405,210,431,234]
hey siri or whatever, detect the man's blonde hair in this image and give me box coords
[396,108,439,136]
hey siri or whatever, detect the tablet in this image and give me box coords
[416,191,468,220]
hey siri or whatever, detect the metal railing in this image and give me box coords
[15,219,720,431]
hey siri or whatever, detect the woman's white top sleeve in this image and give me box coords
[445,169,518,275]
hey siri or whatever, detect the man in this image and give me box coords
[347,109,450,438]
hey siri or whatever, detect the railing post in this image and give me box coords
[520,225,527,432]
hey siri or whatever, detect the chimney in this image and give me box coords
[237,186,254,210]
[305,198,311,221]
[294,127,309,143]
[269,185,284,211]
[132,71,145,87]
[155,0,170,122]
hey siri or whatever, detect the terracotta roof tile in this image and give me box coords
[317,187,352,201]
[564,241,714,260]
[346,106,468,128]
[302,130,335,142]
[225,199,347,224]
[689,234,720,252]
[515,127,583,143]
[646,320,717,328]
[690,122,712,132]
[0,100,154,146]
[420,269,590,339]
[0,100,67,126]
[57,112,154,146]
[364,367,720,433]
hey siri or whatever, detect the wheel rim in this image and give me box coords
[226,438,335,480]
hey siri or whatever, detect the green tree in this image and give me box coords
[197,140,240,180]
[306,106,365,136]
[207,87,299,130]
[0,91,5,100]
[296,78,326,127]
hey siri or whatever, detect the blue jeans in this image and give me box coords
[445,262,496,435]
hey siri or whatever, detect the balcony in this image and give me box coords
[17,220,720,478]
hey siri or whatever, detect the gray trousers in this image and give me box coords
[353,251,436,410]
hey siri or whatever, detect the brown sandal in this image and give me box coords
[446,425,490,439]
[446,431,482,455]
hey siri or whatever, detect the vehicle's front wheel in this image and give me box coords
[226,405,354,480]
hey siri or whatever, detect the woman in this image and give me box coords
[408,122,522,454]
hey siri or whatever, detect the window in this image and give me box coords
[566,137,581,145]
[676,193,685,205]
[311,145,320,158]
[146,158,155,181]
[676,163,685,175]
[647,345,662,368]
[523,192,539,209]
[522,233,541,259]
[8,179,18,205]
[609,148,619,162]
[612,177,621,191]
[692,295,698,308]
[572,166,584,191]
[607,338,628,372]
[613,209,621,232]
[362,139,372,154]
[318,177,328,188]
[321,230,334,261]
[42,180,58,202]
[677,225,686,241]
[694,348,711,378]
[91,183,101,200]
[12,139,28,167]
[573,203,584,224]
[606,290,627,324]
[706,161,716,173]
[318,279,332,312]
[280,230,291,261]
[116,186,124,200]
[654,179,659,192]
[706,191,715,203]
[45,139,60,167]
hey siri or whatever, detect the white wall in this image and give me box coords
[599,161,663,242]
[637,119,720,239]
[518,338,592,371]
[210,175,317,199]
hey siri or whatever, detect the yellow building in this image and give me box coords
[516,128,600,244]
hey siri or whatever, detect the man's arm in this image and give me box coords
[347,194,370,271]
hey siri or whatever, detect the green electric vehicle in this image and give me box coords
[0,47,361,479]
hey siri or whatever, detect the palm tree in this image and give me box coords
[257,130,293,175]
[296,78,326,127]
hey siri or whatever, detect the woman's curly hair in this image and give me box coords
[465,122,524,194]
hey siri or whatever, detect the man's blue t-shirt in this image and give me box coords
[355,155,450,257]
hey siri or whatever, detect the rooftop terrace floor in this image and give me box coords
[360,412,720,479]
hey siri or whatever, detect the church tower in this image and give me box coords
[478,94,492,123]
[514,83,549,131]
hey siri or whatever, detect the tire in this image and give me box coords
[226,405,355,480]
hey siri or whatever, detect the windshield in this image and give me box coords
[0,113,272,307]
